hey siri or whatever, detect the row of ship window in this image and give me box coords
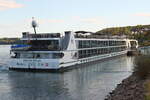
[78,46,127,58]
[12,53,64,59]
[77,40,126,49]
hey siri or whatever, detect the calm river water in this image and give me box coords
[0,45,135,100]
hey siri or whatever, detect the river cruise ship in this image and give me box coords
[9,31,138,70]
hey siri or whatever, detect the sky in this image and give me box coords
[0,0,150,37]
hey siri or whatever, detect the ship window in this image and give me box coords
[11,53,20,58]
[19,53,32,58]
[53,53,64,59]
[28,40,59,51]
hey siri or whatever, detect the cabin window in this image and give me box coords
[11,53,20,58]
[130,41,137,49]
[15,53,64,59]
[78,40,81,48]
[53,53,64,59]
[20,53,33,58]
[27,40,59,51]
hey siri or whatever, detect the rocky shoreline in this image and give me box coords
[105,73,146,100]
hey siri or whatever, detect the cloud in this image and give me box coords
[38,19,65,24]
[72,16,104,24]
[134,13,150,17]
[80,18,102,24]
[47,19,65,23]
[0,0,23,10]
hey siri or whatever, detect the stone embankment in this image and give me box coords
[105,73,145,100]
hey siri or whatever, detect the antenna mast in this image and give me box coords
[31,17,37,35]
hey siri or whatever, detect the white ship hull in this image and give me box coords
[9,50,127,70]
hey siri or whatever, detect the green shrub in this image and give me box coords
[134,55,150,80]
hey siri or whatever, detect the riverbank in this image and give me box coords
[105,73,146,100]
[105,55,150,100]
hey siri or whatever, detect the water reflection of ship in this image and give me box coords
[7,72,72,100]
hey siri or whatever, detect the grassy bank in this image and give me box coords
[145,80,150,100]
[134,55,150,100]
